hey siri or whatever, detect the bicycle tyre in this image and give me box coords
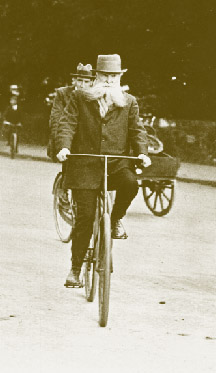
[84,245,99,302]
[85,198,100,302]
[53,172,73,243]
[98,212,112,327]
[10,133,16,159]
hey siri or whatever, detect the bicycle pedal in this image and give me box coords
[96,267,104,274]
[64,283,83,288]
[112,233,128,239]
[120,231,128,239]
[83,248,94,262]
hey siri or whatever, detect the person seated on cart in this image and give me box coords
[56,54,151,287]
[3,95,22,147]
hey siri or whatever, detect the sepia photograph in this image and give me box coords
[0,1,216,372]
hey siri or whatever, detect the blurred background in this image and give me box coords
[0,0,216,164]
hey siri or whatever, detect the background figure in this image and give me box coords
[3,95,22,147]
[47,63,95,161]
[48,63,95,209]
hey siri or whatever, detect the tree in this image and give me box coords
[0,0,216,119]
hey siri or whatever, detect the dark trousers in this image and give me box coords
[71,168,139,269]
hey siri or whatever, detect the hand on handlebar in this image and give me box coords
[3,120,11,125]
[56,148,70,162]
[138,154,151,168]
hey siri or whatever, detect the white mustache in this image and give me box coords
[101,83,113,87]
[93,80,118,88]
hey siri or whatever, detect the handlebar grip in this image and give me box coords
[135,168,143,175]
[135,158,143,175]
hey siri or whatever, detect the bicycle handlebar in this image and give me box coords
[67,154,140,161]
[3,120,22,127]
[66,153,143,174]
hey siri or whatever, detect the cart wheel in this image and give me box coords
[142,180,175,217]
[84,198,100,302]
[98,213,112,327]
[53,172,75,243]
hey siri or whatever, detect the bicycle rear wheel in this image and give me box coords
[53,172,74,243]
[10,133,17,159]
[98,212,112,327]
[85,198,100,302]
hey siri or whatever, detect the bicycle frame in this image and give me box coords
[67,153,140,196]
[66,153,141,326]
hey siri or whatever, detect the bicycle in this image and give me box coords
[3,120,22,159]
[53,153,179,326]
[64,153,142,327]
[52,171,76,243]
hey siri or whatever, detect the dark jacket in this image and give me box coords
[4,105,21,124]
[56,89,148,189]
[47,86,74,160]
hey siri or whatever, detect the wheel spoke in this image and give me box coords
[162,184,172,190]
[146,190,155,200]
[159,193,164,210]
[153,192,159,210]
[161,190,171,203]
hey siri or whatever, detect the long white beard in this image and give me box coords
[83,81,129,118]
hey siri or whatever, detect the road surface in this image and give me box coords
[0,156,215,373]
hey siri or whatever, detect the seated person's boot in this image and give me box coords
[111,219,128,239]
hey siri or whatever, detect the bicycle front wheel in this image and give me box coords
[53,172,74,243]
[98,212,112,327]
[10,133,17,159]
[85,198,100,302]
[84,245,99,302]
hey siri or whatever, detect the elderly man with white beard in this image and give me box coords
[56,54,151,287]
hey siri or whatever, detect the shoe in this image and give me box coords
[111,219,128,239]
[64,268,81,287]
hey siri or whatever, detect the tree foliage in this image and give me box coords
[0,0,216,119]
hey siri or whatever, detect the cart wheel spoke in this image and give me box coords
[161,190,171,203]
[146,190,155,200]
[159,193,164,210]
[153,192,159,210]
[163,185,172,190]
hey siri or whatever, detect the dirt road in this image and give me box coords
[0,157,215,373]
